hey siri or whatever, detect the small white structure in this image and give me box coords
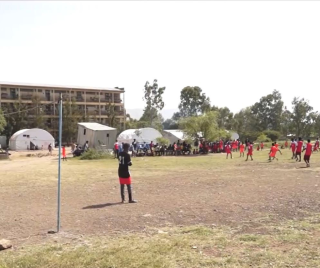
[227,131,239,140]
[163,129,186,144]
[77,122,117,149]
[9,129,55,151]
[117,128,162,144]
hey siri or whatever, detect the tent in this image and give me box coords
[9,128,55,151]
[163,129,186,144]
[77,122,117,149]
[117,128,162,144]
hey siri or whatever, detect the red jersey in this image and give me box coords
[296,141,303,153]
[248,144,253,154]
[225,144,231,153]
[315,140,319,146]
[305,143,312,156]
[269,146,278,157]
[240,144,245,152]
[114,143,119,150]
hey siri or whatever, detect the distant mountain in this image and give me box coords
[126,108,178,120]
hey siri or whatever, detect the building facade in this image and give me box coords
[0,82,125,138]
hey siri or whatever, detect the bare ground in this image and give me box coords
[1,149,320,247]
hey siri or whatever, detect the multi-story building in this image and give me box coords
[0,82,126,138]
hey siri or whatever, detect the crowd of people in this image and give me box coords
[113,137,319,166]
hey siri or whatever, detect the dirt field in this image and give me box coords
[1,148,320,250]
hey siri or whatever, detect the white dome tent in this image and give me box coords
[163,129,186,144]
[9,128,55,151]
[117,128,162,144]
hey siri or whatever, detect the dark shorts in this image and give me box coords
[296,152,301,156]
[304,155,310,161]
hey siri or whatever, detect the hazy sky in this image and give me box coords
[1,1,320,118]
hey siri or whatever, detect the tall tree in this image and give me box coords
[0,109,6,134]
[280,107,292,137]
[105,101,118,128]
[178,86,210,117]
[140,107,164,132]
[232,107,259,141]
[291,97,315,137]
[2,101,29,140]
[61,99,82,144]
[251,90,284,131]
[212,106,234,130]
[142,79,166,125]
[179,111,219,141]
[31,95,46,129]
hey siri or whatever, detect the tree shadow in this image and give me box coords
[82,202,122,209]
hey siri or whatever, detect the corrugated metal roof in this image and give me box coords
[78,122,116,131]
[0,81,125,92]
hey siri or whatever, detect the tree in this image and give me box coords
[280,107,292,137]
[0,109,6,134]
[139,107,164,132]
[178,86,210,117]
[163,118,179,130]
[212,106,234,130]
[2,101,29,140]
[31,95,46,129]
[232,107,260,141]
[314,114,320,137]
[105,101,117,128]
[251,90,284,131]
[61,99,82,144]
[142,79,166,125]
[179,111,219,141]
[291,97,315,137]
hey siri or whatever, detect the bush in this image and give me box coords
[156,137,170,145]
[256,134,271,142]
[79,149,113,160]
[239,131,260,142]
[263,130,282,141]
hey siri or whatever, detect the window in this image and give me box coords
[84,129,86,135]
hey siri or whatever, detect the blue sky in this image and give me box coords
[1,1,320,119]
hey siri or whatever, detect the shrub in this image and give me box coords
[156,137,170,145]
[256,134,271,142]
[79,149,113,160]
[239,131,260,142]
[263,130,282,141]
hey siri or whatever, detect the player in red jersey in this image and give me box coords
[239,142,245,157]
[284,140,288,148]
[295,137,303,162]
[314,138,319,152]
[245,142,254,161]
[302,139,312,167]
[274,141,282,155]
[260,141,264,151]
[268,143,279,161]
[225,142,232,159]
[290,139,296,159]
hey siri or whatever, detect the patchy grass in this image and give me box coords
[1,216,320,268]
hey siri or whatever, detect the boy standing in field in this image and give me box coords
[245,142,253,161]
[314,138,319,152]
[290,139,296,159]
[118,143,137,203]
[62,146,67,161]
[225,142,232,159]
[268,143,279,161]
[295,137,303,162]
[302,139,312,167]
[239,142,245,157]
[274,141,282,155]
